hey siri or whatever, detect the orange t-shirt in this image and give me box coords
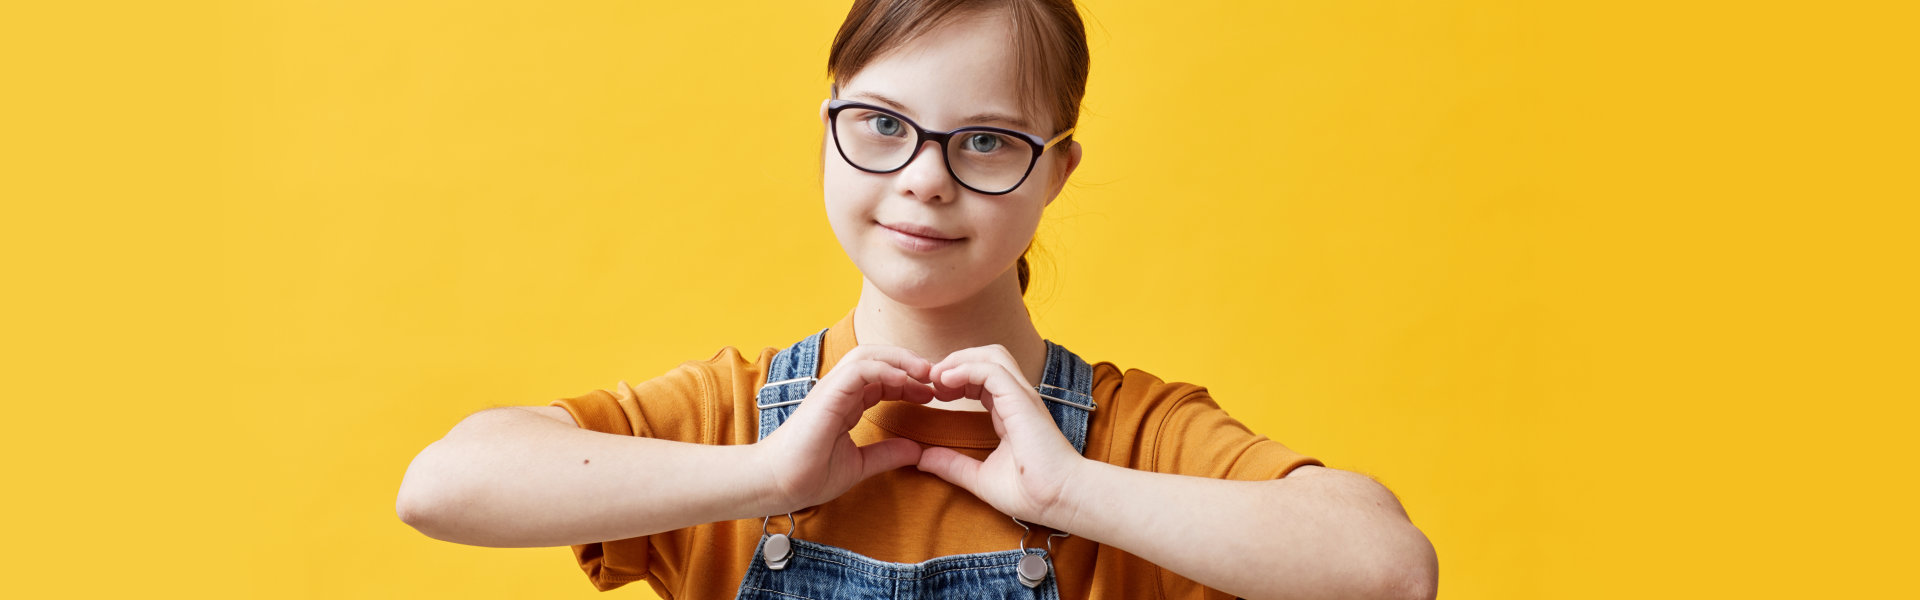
[552,313,1323,599]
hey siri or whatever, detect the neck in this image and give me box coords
[852,270,1047,389]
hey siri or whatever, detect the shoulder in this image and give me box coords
[1084,359,1323,478]
[688,344,778,387]
[678,344,786,443]
[1088,360,1212,417]
[663,343,787,395]
[640,345,774,410]
[1081,360,1214,461]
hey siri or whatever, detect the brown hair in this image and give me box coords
[827,0,1090,295]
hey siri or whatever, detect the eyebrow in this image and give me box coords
[847,90,1035,132]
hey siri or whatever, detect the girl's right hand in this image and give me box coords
[753,345,935,515]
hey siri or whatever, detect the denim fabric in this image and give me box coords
[738,329,1096,599]
[737,536,1061,600]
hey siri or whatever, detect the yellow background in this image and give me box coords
[4,0,1914,597]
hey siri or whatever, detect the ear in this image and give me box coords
[820,99,832,125]
[1042,140,1084,208]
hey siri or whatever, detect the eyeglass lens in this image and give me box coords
[833,106,1034,194]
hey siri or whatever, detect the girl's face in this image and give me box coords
[822,11,1081,309]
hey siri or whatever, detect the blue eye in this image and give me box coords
[872,116,903,136]
[965,133,1001,152]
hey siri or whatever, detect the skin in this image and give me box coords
[820,10,1076,407]
[398,8,1438,600]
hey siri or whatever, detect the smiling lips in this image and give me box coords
[880,221,963,251]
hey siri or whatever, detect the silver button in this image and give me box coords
[764,534,793,571]
[1017,553,1048,588]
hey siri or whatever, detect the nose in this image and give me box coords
[894,139,957,204]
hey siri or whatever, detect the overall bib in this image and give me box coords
[735,329,1098,600]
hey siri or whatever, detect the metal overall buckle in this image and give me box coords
[1014,518,1071,588]
[761,512,799,570]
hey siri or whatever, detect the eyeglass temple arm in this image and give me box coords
[1042,128,1075,149]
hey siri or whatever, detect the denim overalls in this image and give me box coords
[736,329,1098,600]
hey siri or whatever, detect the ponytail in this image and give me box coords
[1017,255,1031,295]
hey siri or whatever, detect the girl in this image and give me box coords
[398,1,1438,598]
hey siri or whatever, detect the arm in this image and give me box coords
[395,405,777,548]
[1056,462,1438,600]
[396,345,937,548]
[912,346,1437,600]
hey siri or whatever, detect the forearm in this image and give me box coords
[397,407,775,548]
[1055,462,1436,600]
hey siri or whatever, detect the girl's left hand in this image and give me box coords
[915,345,1088,529]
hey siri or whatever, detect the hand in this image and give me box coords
[753,345,935,515]
[915,345,1088,529]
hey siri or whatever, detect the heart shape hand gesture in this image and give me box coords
[752,343,1086,529]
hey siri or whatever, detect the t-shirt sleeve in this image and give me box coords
[546,362,720,592]
[1137,387,1325,600]
[552,363,717,443]
[1146,389,1323,481]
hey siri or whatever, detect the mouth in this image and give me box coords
[879,221,962,240]
[878,221,964,252]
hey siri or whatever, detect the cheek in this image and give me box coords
[824,173,859,204]
[822,165,878,247]
[822,138,872,199]
[979,202,1046,257]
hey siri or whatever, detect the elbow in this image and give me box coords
[395,442,463,541]
[1373,525,1438,600]
[396,409,518,541]
[1332,471,1437,600]
[394,480,439,535]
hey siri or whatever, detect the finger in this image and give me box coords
[916,446,983,493]
[937,362,1048,436]
[984,396,1007,439]
[878,374,935,405]
[932,363,1010,439]
[813,362,941,434]
[841,345,933,383]
[857,364,917,404]
[819,360,912,402]
[895,380,934,404]
[857,437,924,480]
[932,345,1031,389]
[934,362,1027,405]
[805,360,915,429]
[928,366,990,402]
[847,375,920,429]
[925,378,960,403]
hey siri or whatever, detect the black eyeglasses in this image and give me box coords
[826,99,1074,195]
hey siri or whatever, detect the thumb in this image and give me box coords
[915,446,983,492]
[856,437,925,480]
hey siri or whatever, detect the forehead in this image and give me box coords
[836,11,1035,131]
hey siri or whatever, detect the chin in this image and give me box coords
[864,264,985,309]
[871,276,970,309]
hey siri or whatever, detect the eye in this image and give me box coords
[869,115,904,137]
[964,133,1002,153]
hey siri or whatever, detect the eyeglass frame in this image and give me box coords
[825,98,1075,196]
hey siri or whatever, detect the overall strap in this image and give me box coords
[1036,339,1098,455]
[754,328,827,442]
[754,331,1099,455]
